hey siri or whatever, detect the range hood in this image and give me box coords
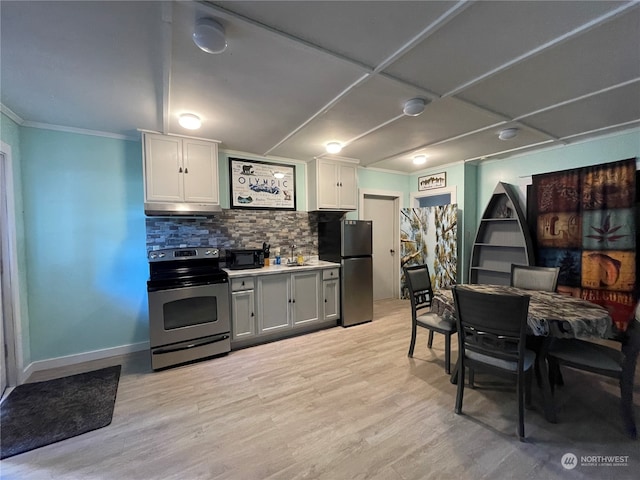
[144,202,222,216]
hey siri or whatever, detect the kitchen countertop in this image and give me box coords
[224,260,340,278]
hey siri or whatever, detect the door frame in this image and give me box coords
[359,188,402,299]
[1,141,22,390]
[409,185,457,207]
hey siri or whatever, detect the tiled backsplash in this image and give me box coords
[146,210,344,256]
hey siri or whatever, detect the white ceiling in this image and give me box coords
[1,1,639,173]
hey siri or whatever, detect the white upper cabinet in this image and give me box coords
[143,133,219,206]
[308,158,358,211]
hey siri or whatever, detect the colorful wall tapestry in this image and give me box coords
[531,158,637,332]
[400,205,457,297]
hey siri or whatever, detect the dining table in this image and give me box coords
[430,284,629,424]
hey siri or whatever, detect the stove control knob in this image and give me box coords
[204,250,211,255]
[149,253,157,259]
[158,252,165,258]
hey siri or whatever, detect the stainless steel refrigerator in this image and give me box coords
[318,220,373,327]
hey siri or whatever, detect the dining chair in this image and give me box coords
[452,285,534,440]
[510,264,560,292]
[403,264,456,373]
[546,307,640,439]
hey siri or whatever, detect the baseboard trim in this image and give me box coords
[20,341,150,383]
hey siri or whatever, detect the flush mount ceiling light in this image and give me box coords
[193,18,227,54]
[178,113,201,130]
[403,98,426,116]
[498,127,519,141]
[325,142,342,154]
[273,171,285,179]
[413,154,427,165]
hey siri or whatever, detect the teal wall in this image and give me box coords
[0,112,31,366]
[349,167,410,220]
[20,128,148,361]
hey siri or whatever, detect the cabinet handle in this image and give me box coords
[179,167,183,173]
[184,167,189,174]
[339,182,343,187]
[251,312,254,317]
[292,299,295,303]
[325,299,327,303]
[241,281,245,286]
[337,182,340,187]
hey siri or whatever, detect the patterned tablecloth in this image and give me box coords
[432,284,613,339]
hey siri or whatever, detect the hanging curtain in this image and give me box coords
[400,205,457,297]
[531,158,637,332]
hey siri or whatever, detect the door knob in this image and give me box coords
[390,249,395,254]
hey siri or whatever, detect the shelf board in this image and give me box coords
[470,267,511,274]
[473,243,526,248]
[480,217,518,222]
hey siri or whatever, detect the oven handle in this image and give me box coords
[153,335,230,355]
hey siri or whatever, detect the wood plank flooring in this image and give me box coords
[1,298,639,479]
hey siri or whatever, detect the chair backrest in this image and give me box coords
[452,285,530,364]
[404,264,434,314]
[510,264,559,292]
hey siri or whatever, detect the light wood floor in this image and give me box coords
[2,299,639,480]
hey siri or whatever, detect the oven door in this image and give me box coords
[148,282,230,348]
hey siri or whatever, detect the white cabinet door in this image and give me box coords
[182,139,219,204]
[308,158,357,211]
[232,290,256,340]
[144,134,183,202]
[317,160,339,209]
[338,163,357,210]
[291,271,321,326]
[323,279,340,322]
[143,133,219,206]
[258,274,291,333]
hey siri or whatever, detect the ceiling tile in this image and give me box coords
[383,0,628,95]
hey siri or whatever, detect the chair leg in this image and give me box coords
[455,362,465,414]
[517,373,526,441]
[427,330,434,348]
[469,368,475,388]
[408,321,417,357]
[525,370,532,408]
[620,332,639,439]
[444,334,451,374]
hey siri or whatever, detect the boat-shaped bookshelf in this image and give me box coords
[469,182,534,285]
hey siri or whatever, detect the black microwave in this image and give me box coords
[226,249,265,270]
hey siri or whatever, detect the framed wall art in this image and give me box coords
[229,158,296,210]
[418,172,446,191]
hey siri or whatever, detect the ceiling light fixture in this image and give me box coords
[403,98,426,116]
[178,113,201,130]
[325,142,342,154]
[498,127,519,141]
[193,18,227,54]
[413,154,427,165]
[273,171,285,179]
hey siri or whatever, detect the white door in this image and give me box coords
[1,151,10,395]
[1,248,6,397]
[1,147,19,394]
[362,193,400,301]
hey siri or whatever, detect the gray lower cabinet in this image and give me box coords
[258,274,292,333]
[231,278,256,340]
[230,268,334,349]
[291,271,321,326]
[322,268,340,322]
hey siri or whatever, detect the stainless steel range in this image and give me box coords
[147,247,230,370]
